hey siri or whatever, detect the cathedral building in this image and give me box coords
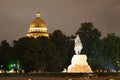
[26,12,49,38]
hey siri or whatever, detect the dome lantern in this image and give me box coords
[36,12,40,18]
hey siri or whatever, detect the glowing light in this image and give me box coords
[27,12,49,38]
[0,65,3,67]
[36,12,40,18]
[29,27,47,32]
[68,55,92,73]
[27,78,33,80]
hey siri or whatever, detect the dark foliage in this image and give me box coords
[0,22,120,73]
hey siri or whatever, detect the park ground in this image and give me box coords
[0,76,120,80]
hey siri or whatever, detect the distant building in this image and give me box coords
[26,12,49,38]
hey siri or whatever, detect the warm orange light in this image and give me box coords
[26,12,49,38]
[27,78,33,80]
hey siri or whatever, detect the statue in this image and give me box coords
[67,35,93,73]
[74,35,83,55]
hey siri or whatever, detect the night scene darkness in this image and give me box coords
[0,0,120,42]
[0,0,120,79]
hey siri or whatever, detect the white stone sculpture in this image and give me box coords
[68,55,93,73]
[74,35,83,55]
[67,35,93,73]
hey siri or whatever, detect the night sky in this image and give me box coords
[0,0,120,43]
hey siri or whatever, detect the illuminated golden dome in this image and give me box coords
[26,12,49,38]
[30,12,47,27]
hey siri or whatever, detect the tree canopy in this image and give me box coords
[0,22,120,73]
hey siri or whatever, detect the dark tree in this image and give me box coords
[99,33,120,71]
[51,30,74,70]
[76,22,101,56]
[76,22,101,71]
[13,36,63,73]
[0,40,11,73]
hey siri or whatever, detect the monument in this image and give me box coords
[67,35,92,73]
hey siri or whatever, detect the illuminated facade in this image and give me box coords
[26,12,49,38]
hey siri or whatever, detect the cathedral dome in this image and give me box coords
[26,12,49,38]
[30,12,46,27]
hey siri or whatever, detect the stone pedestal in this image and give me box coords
[68,54,92,73]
